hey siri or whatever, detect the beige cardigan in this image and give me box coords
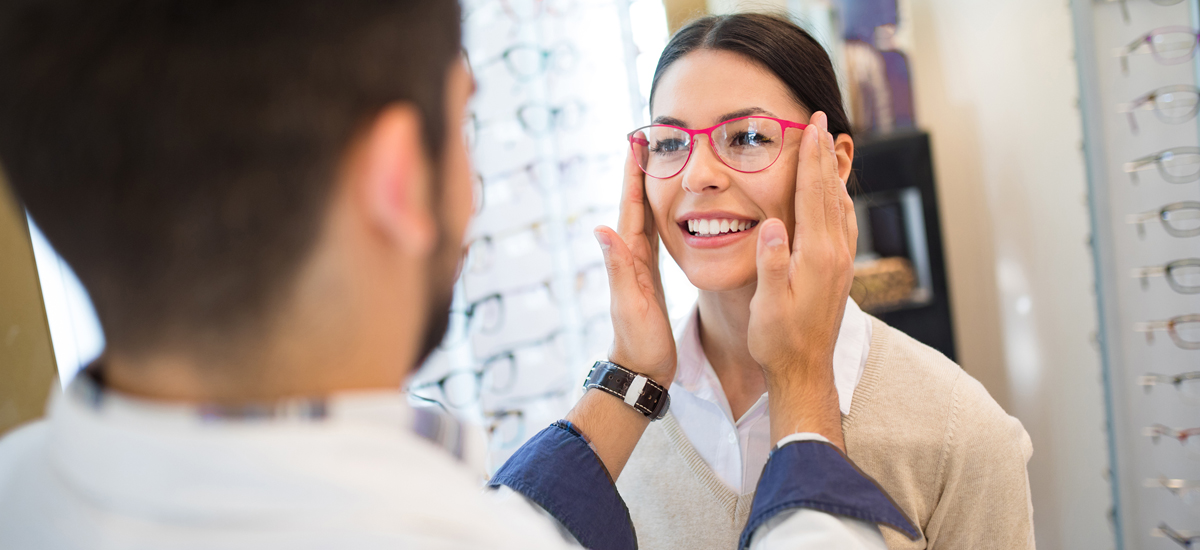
[616,317,1035,549]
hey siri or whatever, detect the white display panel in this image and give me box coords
[1077,0,1200,547]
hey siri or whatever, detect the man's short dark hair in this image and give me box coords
[0,0,462,359]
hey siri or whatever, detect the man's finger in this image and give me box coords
[794,112,827,253]
[755,219,791,303]
[617,148,647,238]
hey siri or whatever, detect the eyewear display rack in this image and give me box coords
[1074,0,1200,548]
[407,0,666,473]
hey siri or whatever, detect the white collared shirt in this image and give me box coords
[669,298,872,494]
[0,375,884,549]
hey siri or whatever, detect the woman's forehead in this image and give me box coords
[650,49,807,127]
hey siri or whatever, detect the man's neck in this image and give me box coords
[696,286,767,420]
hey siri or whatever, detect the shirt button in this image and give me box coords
[727,433,737,444]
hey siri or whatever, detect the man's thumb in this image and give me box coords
[755,219,790,298]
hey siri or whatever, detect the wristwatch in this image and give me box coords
[582,361,670,420]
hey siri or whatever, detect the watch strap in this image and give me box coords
[583,361,670,420]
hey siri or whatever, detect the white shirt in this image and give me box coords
[670,298,872,493]
[0,376,884,549]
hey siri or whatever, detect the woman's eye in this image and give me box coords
[651,138,688,154]
[729,131,772,147]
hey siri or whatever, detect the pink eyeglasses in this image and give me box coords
[627,116,808,179]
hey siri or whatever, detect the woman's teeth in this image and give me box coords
[686,219,756,236]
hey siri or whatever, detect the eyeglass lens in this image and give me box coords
[1162,203,1200,238]
[1148,29,1200,64]
[1153,88,1200,124]
[1158,148,1200,183]
[1169,316,1200,349]
[631,117,788,179]
[1166,260,1200,294]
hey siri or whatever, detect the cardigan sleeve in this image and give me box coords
[924,373,1036,549]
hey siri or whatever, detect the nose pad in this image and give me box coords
[680,136,730,194]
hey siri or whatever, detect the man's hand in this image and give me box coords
[747,111,857,451]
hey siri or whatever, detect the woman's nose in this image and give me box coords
[680,137,731,194]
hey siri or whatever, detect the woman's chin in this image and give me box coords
[682,269,756,293]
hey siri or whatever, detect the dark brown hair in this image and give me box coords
[650,13,853,140]
[0,0,461,358]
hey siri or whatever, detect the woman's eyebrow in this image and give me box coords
[651,107,778,128]
[652,115,688,127]
[718,107,776,122]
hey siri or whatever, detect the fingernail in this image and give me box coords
[816,111,829,131]
[594,229,611,252]
[762,222,786,249]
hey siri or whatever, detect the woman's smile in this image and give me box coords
[676,210,761,248]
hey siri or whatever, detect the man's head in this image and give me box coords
[0,0,472,396]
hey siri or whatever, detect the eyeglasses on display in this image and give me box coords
[1154,523,1200,548]
[1144,424,1200,446]
[465,206,611,274]
[480,43,578,81]
[517,100,585,134]
[628,115,809,179]
[1134,258,1200,294]
[1136,314,1200,350]
[1110,0,1185,25]
[409,356,518,409]
[1125,146,1200,184]
[1140,371,1200,402]
[1127,201,1200,238]
[442,292,507,347]
[1119,27,1199,73]
[499,0,576,22]
[1145,477,1200,507]
[484,408,526,450]
[1122,85,1200,134]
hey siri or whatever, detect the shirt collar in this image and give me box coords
[672,297,868,416]
[65,362,465,459]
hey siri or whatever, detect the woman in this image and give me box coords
[595,13,1033,550]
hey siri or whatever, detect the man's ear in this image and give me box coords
[359,104,437,256]
[834,134,855,184]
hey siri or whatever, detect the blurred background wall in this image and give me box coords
[904,1,1112,548]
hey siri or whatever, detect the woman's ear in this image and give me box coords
[834,134,854,184]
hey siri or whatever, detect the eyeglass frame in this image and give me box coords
[1141,371,1200,392]
[1127,201,1200,238]
[1120,26,1200,74]
[627,115,809,179]
[1135,313,1200,350]
[1110,0,1186,25]
[408,356,519,409]
[1122,85,1200,134]
[480,43,578,82]
[1133,258,1200,294]
[1144,424,1200,445]
[484,408,526,449]
[1124,146,1200,184]
[1156,522,1200,548]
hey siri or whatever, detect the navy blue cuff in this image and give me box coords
[738,440,919,549]
[488,421,636,550]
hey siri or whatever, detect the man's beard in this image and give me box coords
[413,216,459,368]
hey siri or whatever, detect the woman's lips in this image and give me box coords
[678,219,759,249]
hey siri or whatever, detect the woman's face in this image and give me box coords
[647,49,812,292]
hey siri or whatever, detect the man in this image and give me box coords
[0,1,915,548]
